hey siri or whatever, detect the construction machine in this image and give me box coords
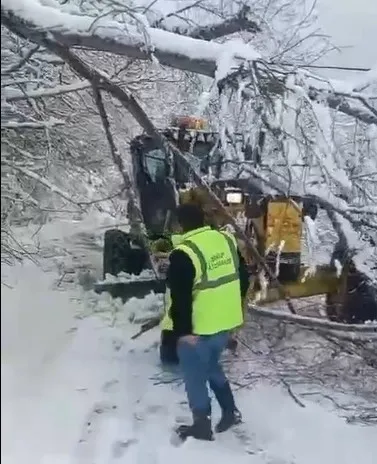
[95,116,377,325]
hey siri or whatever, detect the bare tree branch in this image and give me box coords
[2,158,80,205]
[5,80,91,102]
[156,5,261,40]
[91,83,159,274]
[2,43,39,74]
[280,379,306,408]
[308,88,377,125]
[251,306,377,334]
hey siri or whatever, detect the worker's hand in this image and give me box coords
[179,334,198,345]
[226,336,238,353]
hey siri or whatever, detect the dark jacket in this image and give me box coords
[166,242,249,337]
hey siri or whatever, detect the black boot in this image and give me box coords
[176,411,214,441]
[209,381,242,433]
[215,408,242,433]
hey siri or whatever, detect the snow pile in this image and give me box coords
[99,269,156,284]
[80,287,163,326]
[125,291,163,322]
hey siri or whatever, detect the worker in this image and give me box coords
[164,203,249,441]
[159,232,240,365]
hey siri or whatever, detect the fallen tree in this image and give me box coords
[2,0,376,325]
[2,0,376,125]
[251,307,377,334]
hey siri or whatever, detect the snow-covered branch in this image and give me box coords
[251,306,377,335]
[1,118,65,129]
[2,43,39,74]
[156,5,261,40]
[308,88,377,125]
[4,80,91,102]
[1,20,135,261]
[2,0,375,125]
[2,158,79,205]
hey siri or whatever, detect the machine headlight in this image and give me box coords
[226,192,243,204]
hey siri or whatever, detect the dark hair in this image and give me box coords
[176,203,205,232]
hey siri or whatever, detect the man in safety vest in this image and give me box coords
[164,204,249,441]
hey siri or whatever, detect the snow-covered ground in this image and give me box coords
[2,215,377,464]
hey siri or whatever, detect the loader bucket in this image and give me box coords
[94,278,166,303]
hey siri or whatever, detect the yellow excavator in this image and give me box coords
[95,115,376,325]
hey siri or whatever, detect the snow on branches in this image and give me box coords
[1,0,376,282]
[2,0,375,125]
[214,67,376,282]
[0,26,128,262]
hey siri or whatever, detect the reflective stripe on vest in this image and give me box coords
[182,233,239,290]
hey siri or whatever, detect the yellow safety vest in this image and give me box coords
[160,226,243,335]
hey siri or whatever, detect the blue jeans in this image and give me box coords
[177,331,234,414]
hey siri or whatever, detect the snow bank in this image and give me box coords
[1,259,158,464]
[1,261,77,386]
[1,261,88,463]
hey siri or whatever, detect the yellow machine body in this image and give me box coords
[265,201,302,254]
[127,117,373,322]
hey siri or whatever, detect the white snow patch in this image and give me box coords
[125,291,164,322]
[215,39,261,82]
[302,216,320,279]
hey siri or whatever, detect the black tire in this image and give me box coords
[103,229,150,279]
[327,242,377,323]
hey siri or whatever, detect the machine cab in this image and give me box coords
[129,116,221,237]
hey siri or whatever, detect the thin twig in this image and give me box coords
[281,378,306,408]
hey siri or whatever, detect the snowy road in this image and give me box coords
[1,217,377,464]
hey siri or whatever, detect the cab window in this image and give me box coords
[144,149,166,182]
